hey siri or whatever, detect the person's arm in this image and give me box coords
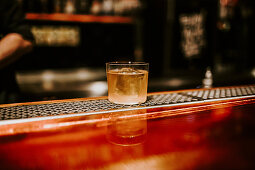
[0,33,33,69]
[0,0,34,70]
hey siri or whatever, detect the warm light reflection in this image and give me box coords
[167,78,184,87]
[76,69,91,80]
[17,68,105,84]
[211,107,232,121]
[146,98,255,121]
[102,151,205,170]
[87,81,108,96]
[0,117,109,136]
[42,70,55,81]
[220,0,238,6]
[42,118,107,129]
[251,68,255,78]
[64,0,76,14]
[42,81,54,91]
[42,70,55,90]
[183,132,201,144]
[185,115,196,123]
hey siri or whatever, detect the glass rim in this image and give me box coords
[106,61,149,66]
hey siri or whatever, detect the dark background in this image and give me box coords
[14,0,255,101]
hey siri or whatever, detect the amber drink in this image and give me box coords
[106,62,149,105]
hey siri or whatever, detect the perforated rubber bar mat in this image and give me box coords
[1,85,255,121]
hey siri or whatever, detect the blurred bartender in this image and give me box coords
[0,0,34,104]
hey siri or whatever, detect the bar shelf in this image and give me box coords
[25,13,134,24]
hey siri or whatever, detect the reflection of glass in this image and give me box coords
[107,109,147,146]
[106,62,149,105]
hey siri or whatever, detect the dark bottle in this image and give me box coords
[101,0,114,15]
[214,0,245,73]
[90,0,102,15]
[22,0,42,13]
[53,0,62,13]
[76,0,92,14]
[63,0,76,14]
[171,0,216,72]
[40,0,54,13]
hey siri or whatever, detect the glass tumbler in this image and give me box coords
[106,62,149,105]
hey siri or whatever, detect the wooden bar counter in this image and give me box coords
[1,85,255,170]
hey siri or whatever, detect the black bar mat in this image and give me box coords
[1,85,255,121]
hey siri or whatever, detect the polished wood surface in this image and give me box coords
[1,91,255,169]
